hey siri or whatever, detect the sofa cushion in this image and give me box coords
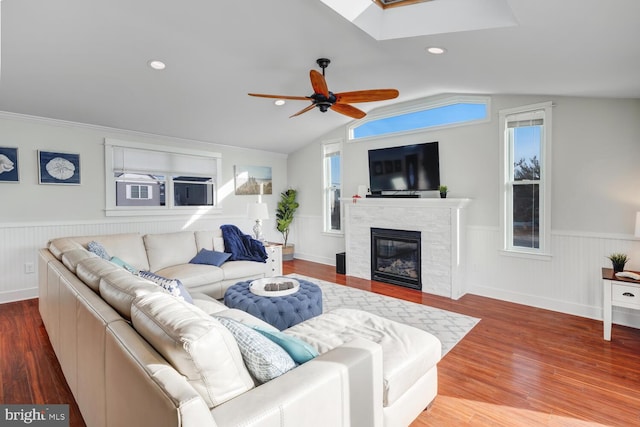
[189,292,229,314]
[144,231,198,272]
[284,308,441,407]
[215,316,296,384]
[49,237,84,260]
[194,230,225,253]
[99,270,161,320]
[61,248,98,273]
[131,292,254,408]
[155,263,224,289]
[252,325,319,364]
[221,260,266,281]
[190,249,231,267]
[76,256,123,293]
[84,233,150,271]
[137,270,194,304]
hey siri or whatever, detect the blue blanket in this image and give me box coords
[220,224,268,263]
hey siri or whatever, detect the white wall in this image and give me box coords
[0,113,288,302]
[287,95,640,326]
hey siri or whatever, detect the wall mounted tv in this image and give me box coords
[368,141,440,194]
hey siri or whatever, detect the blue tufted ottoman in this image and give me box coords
[224,279,323,330]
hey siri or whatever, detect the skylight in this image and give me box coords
[318,0,517,40]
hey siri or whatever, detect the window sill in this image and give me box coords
[105,207,222,217]
[322,231,344,238]
[499,249,553,261]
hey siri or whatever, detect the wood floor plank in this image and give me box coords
[3,258,640,427]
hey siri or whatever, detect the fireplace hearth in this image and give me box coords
[371,228,421,290]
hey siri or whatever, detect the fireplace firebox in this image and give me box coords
[370,228,421,290]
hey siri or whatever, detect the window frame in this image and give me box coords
[322,139,343,235]
[347,95,491,142]
[105,138,222,217]
[499,102,553,258]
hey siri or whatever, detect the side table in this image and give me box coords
[602,267,640,340]
[264,243,283,277]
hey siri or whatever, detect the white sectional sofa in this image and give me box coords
[38,229,442,427]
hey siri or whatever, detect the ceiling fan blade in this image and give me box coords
[334,89,399,104]
[289,104,316,118]
[330,103,367,119]
[248,93,310,101]
[309,70,329,98]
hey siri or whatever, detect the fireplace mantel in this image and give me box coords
[343,197,470,299]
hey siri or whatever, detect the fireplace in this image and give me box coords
[371,228,421,290]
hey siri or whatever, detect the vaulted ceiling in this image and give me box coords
[0,0,638,153]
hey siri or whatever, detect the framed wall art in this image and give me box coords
[0,147,19,183]
[38,150,81,185]
[234,165,273,195]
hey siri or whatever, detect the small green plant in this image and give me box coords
[438,185,448,193]
[607,253,629,272]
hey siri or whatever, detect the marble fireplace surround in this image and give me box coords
[343,197,470,299]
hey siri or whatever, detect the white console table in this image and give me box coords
[264,243,283,277]
[602,267,640,340]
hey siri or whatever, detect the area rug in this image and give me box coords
[287,274,480,356]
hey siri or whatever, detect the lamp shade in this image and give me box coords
[248,202,269,220]
[635,211,640,238]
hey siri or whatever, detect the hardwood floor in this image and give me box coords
[2,259,640,426]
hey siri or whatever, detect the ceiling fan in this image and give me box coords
[248,58,399,119]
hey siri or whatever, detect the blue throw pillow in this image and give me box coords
[87,241,110,260]
[137,270,194,304]
[189,249,232,267]
[252,326,319,364]
[109,256,139,274]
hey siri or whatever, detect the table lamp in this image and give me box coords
[248,202,269,241]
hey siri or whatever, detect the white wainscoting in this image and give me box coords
[466,226,640,328]
[0,216,259,303]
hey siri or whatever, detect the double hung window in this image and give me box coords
[500,102,552,255]
[323,140,342,233]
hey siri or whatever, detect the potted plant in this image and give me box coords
[607,253,629,273]
[438,185,448,199]
[276,188,299,261]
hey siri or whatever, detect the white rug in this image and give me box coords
[288,274,480,356]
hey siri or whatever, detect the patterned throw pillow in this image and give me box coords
[137,270,194,304]
[215,316,296,383]
[189,249,232,267]
[252,326,319,364]
[87,241,110,260]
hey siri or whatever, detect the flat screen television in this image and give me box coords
[368,142,440,193]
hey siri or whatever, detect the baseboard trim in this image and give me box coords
[470,285,640,328]
[0,288,38,304]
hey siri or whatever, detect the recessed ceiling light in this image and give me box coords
[274,99,286,106]
[426,47,446,55]
[148,60,166,70]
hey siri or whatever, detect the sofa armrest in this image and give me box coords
[105,321,218,427]
[211,337,384,427]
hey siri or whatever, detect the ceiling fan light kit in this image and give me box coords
[248,58,399,119]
